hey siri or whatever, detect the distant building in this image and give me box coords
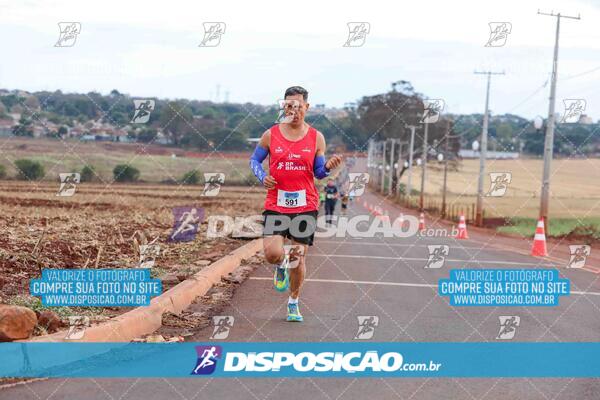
[459,150,519,159]
[0,119,14,137]
[69,127,85,137]
[155,130,172,145]
[578,114,594,125]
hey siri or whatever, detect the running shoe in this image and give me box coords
[286,302,303,322]
[273,256,290,292]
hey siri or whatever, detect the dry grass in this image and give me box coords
[401,158,600,218]
[0,181,265,317]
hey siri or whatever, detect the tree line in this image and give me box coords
[1,85,597,155]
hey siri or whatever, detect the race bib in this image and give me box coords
[326,194,334,199]
[277,189,307,208]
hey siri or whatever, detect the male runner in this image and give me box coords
[249,86,342,322]
[323,179,339,225]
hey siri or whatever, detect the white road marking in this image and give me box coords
[307,253,556,267]
[316,240,485,250]
[250,276,436,288]
[249,277,600,296]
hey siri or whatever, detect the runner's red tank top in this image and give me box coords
[264,124,319,213]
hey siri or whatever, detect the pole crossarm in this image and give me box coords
[537,10,581,20]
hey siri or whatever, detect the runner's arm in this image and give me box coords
[250,146,268,183]
[314,131,342,179]
[250,131,278,189]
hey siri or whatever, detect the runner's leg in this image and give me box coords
[288,240,307,299]
[263,233,290,292]
[263,234,285,264]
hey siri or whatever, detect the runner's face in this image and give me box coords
[284,94,308,124]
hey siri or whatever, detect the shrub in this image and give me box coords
[80,165,96,182]
[113,164,140,182]
[181,170,201,185]
[15,159,44,180]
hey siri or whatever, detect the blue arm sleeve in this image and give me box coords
[314,155,330,179]
[249,145,269,184]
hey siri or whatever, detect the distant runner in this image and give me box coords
[341,192,349,215]
[323,179,339,225]
[249,86,342,322]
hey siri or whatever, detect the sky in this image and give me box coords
[1,0,599,120]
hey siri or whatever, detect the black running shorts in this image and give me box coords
[262,210,319,246]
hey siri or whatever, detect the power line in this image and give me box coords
[506,78,549,113]
[561,65,600,81]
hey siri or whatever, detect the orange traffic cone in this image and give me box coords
[455,213,469,239]
[418,213,426,230]
[531,218,548,256]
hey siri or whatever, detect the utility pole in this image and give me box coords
[441,120,450,219]
[367,139,375,181]
[537,9,580,230]
[388,139,396,196]
[419,122,429,211]
[367,139,372,177]
[406,126,416,205]
[474,70,505,226]
[395,141,406,196]
[381,140,386,193]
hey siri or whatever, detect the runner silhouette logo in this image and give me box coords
[192,345,222,375]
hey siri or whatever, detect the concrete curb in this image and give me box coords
[26,239,263,343]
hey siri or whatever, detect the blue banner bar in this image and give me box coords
[1,342,600,378]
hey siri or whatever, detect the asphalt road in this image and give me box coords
[3,177,600,399]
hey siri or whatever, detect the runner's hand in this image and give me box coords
[263,175,277,189]
[326,154,343,170]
